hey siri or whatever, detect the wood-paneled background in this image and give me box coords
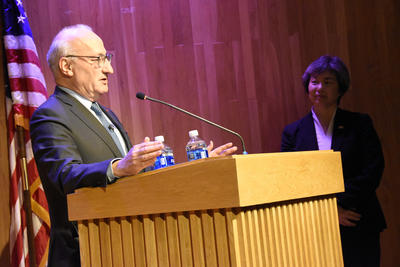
[1,0,399,265]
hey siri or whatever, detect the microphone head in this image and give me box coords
[136,92,146,100]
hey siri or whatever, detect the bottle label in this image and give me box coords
[187,148,208,161]
[154,151,175,170]
[166,155,175,166]
[154,155,168,169]
[200,150,207,158]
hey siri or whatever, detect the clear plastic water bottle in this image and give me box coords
[186,130,209,161]
[154,135,175,169]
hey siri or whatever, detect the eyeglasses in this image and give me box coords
[65,53,113,68]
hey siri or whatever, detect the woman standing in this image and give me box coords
[281,55,386,267]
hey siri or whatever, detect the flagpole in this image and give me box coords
[16,125,37,267]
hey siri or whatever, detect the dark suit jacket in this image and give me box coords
[281,108,386,232]
[30,87,132,267]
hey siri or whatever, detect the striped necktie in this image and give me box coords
[91,102,125,156]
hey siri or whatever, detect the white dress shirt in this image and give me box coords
[311,107,337,150]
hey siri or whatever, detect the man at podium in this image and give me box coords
[30,24,237,267]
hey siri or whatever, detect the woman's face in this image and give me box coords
[308,71,341,109]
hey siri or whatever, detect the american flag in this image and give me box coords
[2,0,50,266]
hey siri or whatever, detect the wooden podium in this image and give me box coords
[67,151,344,266]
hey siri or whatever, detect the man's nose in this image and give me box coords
[103,60,114,74]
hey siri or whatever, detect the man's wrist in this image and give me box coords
[108,158,122,183]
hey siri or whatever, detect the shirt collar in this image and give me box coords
[58,86,93,111]
[311,106,337,135]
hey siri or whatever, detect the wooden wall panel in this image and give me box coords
[0,0,398,265]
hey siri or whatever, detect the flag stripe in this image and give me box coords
[10,227,24,267]
[9,77,47,95]
[6,99,16,146]
[6,48,41,67]
[7,62,47,87]
[34,223,50,255]
[11,91,47,108]
[3,35,37,52]
[9,171,22,251]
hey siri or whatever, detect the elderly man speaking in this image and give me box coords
[30,24,236,266]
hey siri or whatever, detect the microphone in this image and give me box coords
[136,92,248,154]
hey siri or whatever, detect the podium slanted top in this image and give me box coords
[67,151,344,221]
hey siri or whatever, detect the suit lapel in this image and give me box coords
[331,108,346,151]
[300,112,319,150]
[55,88,123,157]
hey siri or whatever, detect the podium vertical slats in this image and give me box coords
[291,203,304,266]
[225,210,238,267]
[245,210,259,266]
[121,217,135,266]
[131,216,146,266]
[88,219,101,266]
[201,211,218,266]
[328,198,344,266]
[214,209,231,266]
[303,201,317,266]
[154,214,170,266]
[321,199,334,265]
[281,205,294,267]
[314,199,325,266]
[189,211,205,267]
[237,208,251,266]
[298,202,311,265]
[77,196,342,266]
[78,221,90,267]
[253,209,266,266]
[258,208,270,265]
[284,204,299,267]
[165,213,181,267]
[271,206,284,266]
[262,206,277,266]
[177,212,193,266]
[99,219,112,266]
[143,215,158,267]
[276,206,288,266]
[316,199,328,266]
[109,219,123,266]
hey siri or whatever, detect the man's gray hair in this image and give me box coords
[46,24,93,73]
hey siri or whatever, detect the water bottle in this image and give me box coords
[186,130,209,161]
[154,136,175,169]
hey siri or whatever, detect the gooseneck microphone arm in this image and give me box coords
[136,92,248,154]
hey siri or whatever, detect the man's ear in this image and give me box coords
[59,57,73,77]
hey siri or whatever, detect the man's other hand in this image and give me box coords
[207,141,238,157]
